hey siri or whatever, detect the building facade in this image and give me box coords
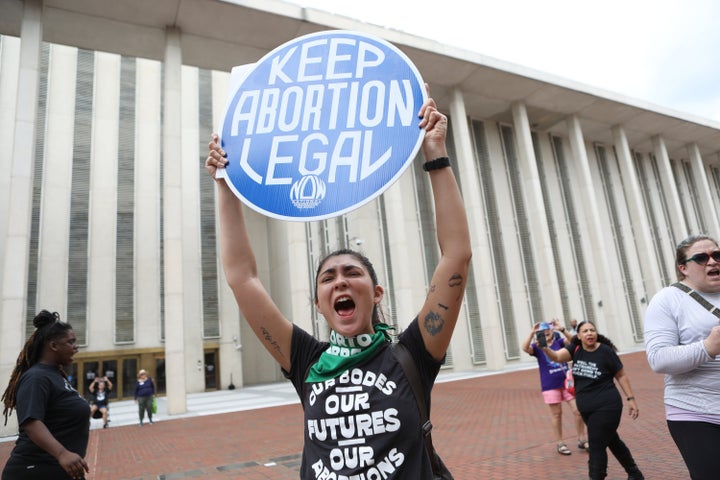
[2,0,720,436]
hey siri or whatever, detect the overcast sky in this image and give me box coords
[287,0,720,124]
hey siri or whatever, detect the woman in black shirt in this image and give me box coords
[1,310,90,480]
[543,321,643,480]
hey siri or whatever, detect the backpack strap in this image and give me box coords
[391,342,432,436]
[392,341,451,476]
[672,282,720,319]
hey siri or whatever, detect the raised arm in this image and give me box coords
[542,344,572,363]
[416,96,472,361]
[551,318,572,346]
[206,134,293,371]
[521,323,541,356]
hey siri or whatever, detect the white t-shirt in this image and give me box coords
[644,285,720,421]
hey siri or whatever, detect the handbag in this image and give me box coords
[564,368,575,396]
[563,344,580,396]
[392,342,454,480]
[151,397,157,414]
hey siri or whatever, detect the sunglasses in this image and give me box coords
[682,251,720,265]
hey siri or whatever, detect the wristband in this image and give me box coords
[626,396,635,401]
[423,157,451,172]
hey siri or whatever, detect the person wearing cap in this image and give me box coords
[522,318,586,456]
[133,370,155,426]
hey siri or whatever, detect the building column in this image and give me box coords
[210,70,244,389]
[0,0,43,438]
[162,26,187,414]
[383,166,415,329]
[687,143,720,238]
[135,59,163,349]
[565,115,617,334]
[87,52,120,349]
[652,135,686,241]
[511,101,562,319]
[448,88,504,370]
[180,67,205,393]
[36,45,77,313]
[0,36,22,302]
[611,125,664,296]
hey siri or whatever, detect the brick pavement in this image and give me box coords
[0,351,688,479]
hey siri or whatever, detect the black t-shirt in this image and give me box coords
[92,388,109,408]
[284,318,442,479]
[10,363,90,465]
[568,343,623,413]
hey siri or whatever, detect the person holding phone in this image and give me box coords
[522,319,586,456]
[88,376,112,429]
[644,234,720,480]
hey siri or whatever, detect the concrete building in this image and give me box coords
[2,0,719,437]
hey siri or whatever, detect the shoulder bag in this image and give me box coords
[672,282,720,318]
[392,342,454,480]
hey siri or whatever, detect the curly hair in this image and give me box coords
[569,320,618,352]
[2,310,73,425]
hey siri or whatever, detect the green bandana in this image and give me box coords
[305,323,393,383]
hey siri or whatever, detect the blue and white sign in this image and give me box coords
[219,30,427,221]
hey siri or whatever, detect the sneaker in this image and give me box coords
[557,443,572,455]
[139,421,144,426]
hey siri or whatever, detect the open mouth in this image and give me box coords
[334,295,356,317]
[708,268,720,278]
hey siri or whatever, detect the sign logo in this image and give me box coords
[220,30,426,221]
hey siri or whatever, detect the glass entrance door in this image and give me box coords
[204,350,218,390]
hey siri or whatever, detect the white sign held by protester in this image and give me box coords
[218,30,426,221]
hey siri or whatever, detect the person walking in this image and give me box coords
[542,321,643,480]
[1,310,90,480]
[522,319,587,455]
[644,234,720,480]
[205,91,471,479]
[134,369,155,426]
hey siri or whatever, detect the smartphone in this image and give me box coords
[535,330,548,347]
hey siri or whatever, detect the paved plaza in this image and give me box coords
[1,351,688,479]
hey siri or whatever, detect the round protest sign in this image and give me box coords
[220,30,427,221]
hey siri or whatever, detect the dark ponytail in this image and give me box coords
[2,310,73,425]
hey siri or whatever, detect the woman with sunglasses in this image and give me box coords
[644,234,720,480]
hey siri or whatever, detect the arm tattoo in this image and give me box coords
[260,326,285,358]
[448,273,463,287]
[423,310,444,336]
